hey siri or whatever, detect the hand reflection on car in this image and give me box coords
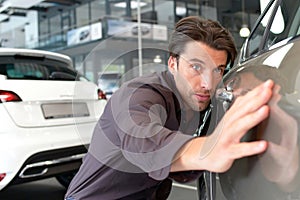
[257,84,299,192]
[225,69,299,192]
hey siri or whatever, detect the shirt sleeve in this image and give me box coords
[110,82,194,180]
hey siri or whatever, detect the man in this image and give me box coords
[65,16,274,200]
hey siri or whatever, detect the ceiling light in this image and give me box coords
[176,7,186,16]
[239,24,250,37]
[114,1,147,9]
[240,0,250,38]
[153,55,162,63]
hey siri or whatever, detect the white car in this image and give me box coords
[0,48,106,190]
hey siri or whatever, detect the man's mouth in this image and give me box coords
[194,93,210,102]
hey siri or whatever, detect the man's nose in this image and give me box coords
[200,72,213,90]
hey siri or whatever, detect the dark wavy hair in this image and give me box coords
[168,16,237,68]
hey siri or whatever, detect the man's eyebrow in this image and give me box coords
[189,58,227,68]
[218,64,226,68]
[188,58,206,64]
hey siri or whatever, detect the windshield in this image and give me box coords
[0,56,88,81]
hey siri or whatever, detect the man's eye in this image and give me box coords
[214,68,224,74]
[192,64,202,71]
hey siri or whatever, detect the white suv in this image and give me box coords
[0,48,106,190]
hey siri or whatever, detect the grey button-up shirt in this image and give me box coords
[65,71,208,200]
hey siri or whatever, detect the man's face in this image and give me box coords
[168,41,228,111]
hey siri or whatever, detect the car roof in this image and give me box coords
[0,48,72,66]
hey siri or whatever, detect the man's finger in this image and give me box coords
[231,105,270,139]
[229,79,274,118]
[230,141,268,159]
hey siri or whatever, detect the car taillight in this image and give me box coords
[0,173,6,182]
[0,90,22,103]
[97,89,107,100]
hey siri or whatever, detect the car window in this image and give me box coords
[265,0,300,49]
[289,4,300,36]
[98,73,121,93]
[246,1,276,58]
[243,0,300,60]
[0,57,88,81]
[5,63,50,80]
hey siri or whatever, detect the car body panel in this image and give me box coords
[213,0,300,199]
[0,121,93,190]
[1,80,104,127]
[216,40,300,200]
[0,48,72,66]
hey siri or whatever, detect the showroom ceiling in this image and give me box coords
[0,0,82,21]
[0,0,261,22]
[0,0,81,12]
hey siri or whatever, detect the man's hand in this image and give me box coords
[171,80,274,173]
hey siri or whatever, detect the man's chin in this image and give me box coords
[190,102,209,112]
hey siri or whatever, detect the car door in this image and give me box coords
[213,0,300,199]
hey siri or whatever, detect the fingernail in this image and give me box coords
[258,141,267,150]
[264,79,273,87]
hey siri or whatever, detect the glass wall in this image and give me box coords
[91,0,106,22]
[39,17,49,47]
[76,3,90,27]
[33,0,260,92]
[49,15,62,47]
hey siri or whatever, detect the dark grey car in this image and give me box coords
[209,0,300,199]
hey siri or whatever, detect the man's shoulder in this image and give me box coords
[132,71,175,95]
[111,71,175,105]
[131,70,168,82]
[126,71,173,89]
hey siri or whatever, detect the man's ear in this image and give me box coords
[168,56,177,74]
